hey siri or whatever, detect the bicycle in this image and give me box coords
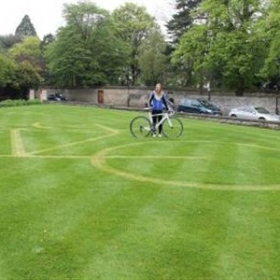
[129,109,183,138]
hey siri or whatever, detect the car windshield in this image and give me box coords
[199,99,216,109]
[255,107,270,114]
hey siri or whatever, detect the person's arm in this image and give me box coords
[162,95,169,111]
[148,93,154,107]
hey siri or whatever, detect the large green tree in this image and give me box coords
[165,0,203,87]
[8,36,43,96]
[0,52,18,100]
[0,37,42,99]
[0,52,16,88]
[166,0,203,44]
[112,3,157,85]
[173,0,265,95]
[45,2,129,88]
[256,0,280,85]
[138,27,168,85]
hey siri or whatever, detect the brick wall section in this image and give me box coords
[35,87,279,115]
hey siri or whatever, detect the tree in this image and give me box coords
[88,20,130,86]
[0,55,18,100]
[165,0,203,87]
[15,15,37,38]
[255,0,280,85]
[172,24,210,88]
[0,48,41,100]
[112,3,157,85]
[0,52,17,88]
[46,27,88,87]
[8,36,43,96]
[173,0,265,95]
[40,34,56,85]
[41,34,56,47]
[0,35,42,100]
[0,35,22,51]
[9,36,43,72]
[166,0,203,44]
[138,28,168,85]
[45,2,129,87]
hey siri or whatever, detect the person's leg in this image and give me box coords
[151,110,157,135]
[158,111,163,134]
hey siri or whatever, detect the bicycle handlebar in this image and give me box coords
[145,107,174,113]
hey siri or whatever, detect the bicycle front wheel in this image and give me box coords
[162,117,183,138]
[130,116,152,138]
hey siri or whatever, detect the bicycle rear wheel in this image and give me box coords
[130,116,152,137]
[162,117,183,138]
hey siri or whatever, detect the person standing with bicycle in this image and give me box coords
[148,83,170,137]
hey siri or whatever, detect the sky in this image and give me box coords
[0,0,174,39]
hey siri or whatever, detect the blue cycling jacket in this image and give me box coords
[148,92,168,111]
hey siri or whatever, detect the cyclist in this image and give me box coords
[148,83,170,137]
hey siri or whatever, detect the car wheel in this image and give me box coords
[259,117,266,121]
[230,114,237,118]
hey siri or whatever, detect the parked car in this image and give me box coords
[262,81,279,92]
[177,98,222,115]
[47,93,68,101]
[229,106,280,122]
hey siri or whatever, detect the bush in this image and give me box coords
[0,99,42,107]
[26,99,42,105]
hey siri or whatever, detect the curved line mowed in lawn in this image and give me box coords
[90,141,280,192]
[5,122,280,192]
[5,123,119,157]
[10,129,26,157]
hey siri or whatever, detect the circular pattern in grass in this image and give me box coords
[91,141,280,191]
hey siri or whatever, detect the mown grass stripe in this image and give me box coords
[213,192,280,279]
[10,129,25,156]
[1,105,280,279]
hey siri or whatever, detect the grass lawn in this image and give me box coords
[0,104,280,280]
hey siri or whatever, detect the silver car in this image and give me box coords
[229,106,280,122]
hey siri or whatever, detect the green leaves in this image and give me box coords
[0,53,16,87]
[0,36,42,96]
[45,2,134,88]
[172,0,269,94]
[112,3,158,85]
[138,28,168,85]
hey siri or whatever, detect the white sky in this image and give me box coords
[0,0,174,39]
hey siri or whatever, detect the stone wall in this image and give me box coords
[35,87,279,115]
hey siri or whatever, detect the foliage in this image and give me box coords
[3,0,280,93]
[255,0,280,83]
[45,2,129,87]
[9,36,42,69]
[165,0,204,87]
[0,17,42,99]
[172,24,208,87]
[112,3,158,85]
[46,26,95,88]
[41,34,56,47]
[0,34,22,51]
[0,98,41,107]
[15,15,37,38]
[173,0,266,95]
[166,0,203,44]
[138,28,168,85]
[8,36,43,90]
[88,19,130,86]
[0,37,43,99]
[0,52,17,88]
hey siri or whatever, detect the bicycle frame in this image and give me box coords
[148,111,175,130]
[129,109,183,138]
